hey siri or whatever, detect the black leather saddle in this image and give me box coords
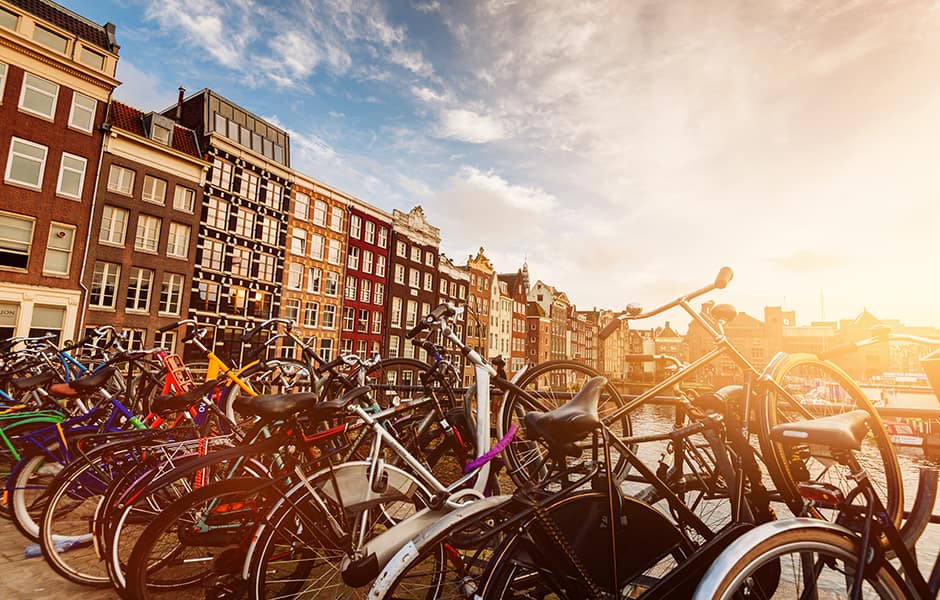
[524,376,605,457]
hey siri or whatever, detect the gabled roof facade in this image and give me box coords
[7,0,115,50]
[109,101,202,158]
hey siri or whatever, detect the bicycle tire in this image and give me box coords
[757,353,903,525]
[8,441,63,541]
[125,476,273,599]
[475,491,689,599]
[692,520,907,600]
[245,461,431,599]
[496,360,632,489]
[0,418,58,519]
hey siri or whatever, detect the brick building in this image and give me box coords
[0,0,119,340]
[463,247,494,383]
[436,253,468,373]
[82,100,206,351]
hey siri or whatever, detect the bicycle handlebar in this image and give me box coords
[819,330,940,361]
[599,266,733,340]
[157,319,197,334]
[406,303,460,339]
[242,318,294,342]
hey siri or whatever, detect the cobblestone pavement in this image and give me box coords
[0,518,116,599]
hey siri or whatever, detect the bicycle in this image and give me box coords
[496,266,904,527]
[693,408,940,599]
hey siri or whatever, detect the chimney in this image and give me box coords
[175,87,185,123]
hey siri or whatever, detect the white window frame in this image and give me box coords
[376,255,386,278]
[310,234,324,260]
[0,211,34,271]
[378,227,388,248]
[350,214,362,239]
[202,239,225,270]
[98,205,128,246]
[18,72,58,120]
[42,221,75,276]
[424,272,433,292]
[294,192,310,221]
[89,261,121,309]
[330,206,344,233]
[344,275,357,300]
[391,297,402,328]
[141,175,167,205]
[291,228,306,256]
[159,273,184,316]
[0,63,8,101]
[372,312,382,335]
[126,267,154,312]
[325,272,339,296]
[166,222,191,259]
[173,185,196,213]
[107,164,135,196]
[67,92,96,133]
[55,152,86,199]
[362,250,373,274]
[359,279,371,303]
[304,301,319,327]
[287,263,303,290]
[257,253,275,282]
[4,137,47,189]
[343,307,355,331]
[322,305,337,330]
[313,200,327,226]
[373,283,384,306]
[347,246,360,270]
[134,214,161,253]
[327,239,342,265]
[365,221,375,244]
[307,267,322,294]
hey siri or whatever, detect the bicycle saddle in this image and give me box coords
[233,391,321,419]
[49,366,117,397]
[150,378,223,414]
[771,409,870,451]
[9,369,57,392]
[524,376,605,455]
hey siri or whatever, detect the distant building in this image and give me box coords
[464,247,494,384]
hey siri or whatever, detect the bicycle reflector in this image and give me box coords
[797,482,845,508]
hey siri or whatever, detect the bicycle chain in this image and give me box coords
[531,500,611,599]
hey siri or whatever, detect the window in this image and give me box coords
[99,205,128,246]
[325,272,339,296]
[231,247,251,277]
[409,269,420,288]
[304,302,319,327]
[372,312,382,334]
[151,122,171,145]
[376,255,386,278]
[166,223,190,259]
[310,234,324,260]
[107,165,135,195]
[154,330,177,354]
[209,161,232,190]
[43,222,74,276]
[159,273,184,315]
[18,73,58,119]
[397,241,407,257]
[327,240,341,265]
[394,264,405,285]
[202,239,225,270]
[55,153,86,199]
[440,279,448,294]
[238,172,259,201]
[0,63,7,101]
[66,92,97,132]
[424,272,433,291]
[330,206,346,233]
[347,246,360,270]
[391,297,402,328]
[173,186,196,213]
[322,305,336,329]
[350,215,362,238]
[411,246,421,262]
[425,253,435,267]
[123,329,146,351]
[406,301,418,329]
[344,276,357,300]
[378,227,388,248]
[0,212,33,270]
[290,228,306,255]
[264,181,282,209]
[313,200,327,226]
[373,283,384,306]
[307,267,322,294]
[32,25,68,53]
[134,215,161,253]
[320,338,333,361]
[459,285,466,300]
[365,221,375,244]
[89,262,120,308]
[256,253,275,282]
[142,175,167,204]
[260,216,278,244]
[126,267,153,312]
[342,339,354,354]
[403,339,415,359]
[284,299,301,324]
[343,307,355,331]
[234,209,255,238]
[205,197,227,229]
[388,335,400,358]
[193,281,219,312]
[287,263,303,290]
[5,137,47,188]
[0,7,18,30]
[357,309,369,333]
[362,250,373,274]
[294,192,309,220]
[359,279,371,303]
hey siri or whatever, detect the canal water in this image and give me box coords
[628,402,940,575]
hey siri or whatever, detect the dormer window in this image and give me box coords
[79,47,105,71]
[0,6,18,30]
[144,113,175,146]
[32,25,69,54]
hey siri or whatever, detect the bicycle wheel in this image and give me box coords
[475,492,689,599]
[8,442,63,541]
[497,360,632,489]
[758,354,902,524]
[125,477,273,599]
[0,418,57,518]
[246,461,431,599]
[693,521,907,600]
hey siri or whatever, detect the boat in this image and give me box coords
[884,421,924,448]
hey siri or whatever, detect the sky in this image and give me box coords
[62,0,940,329]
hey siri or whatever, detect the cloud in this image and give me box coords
[770,251,846,272]
[112,60,179,110]
[437,109,507,143]
[456,167,556,212]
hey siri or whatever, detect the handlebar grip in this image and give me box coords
[818,342,859,360]
[242,323,264,342]
[406,320,429,339]
[157,321,182,334]
[599,317,622,340]
[714,266,734,289]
